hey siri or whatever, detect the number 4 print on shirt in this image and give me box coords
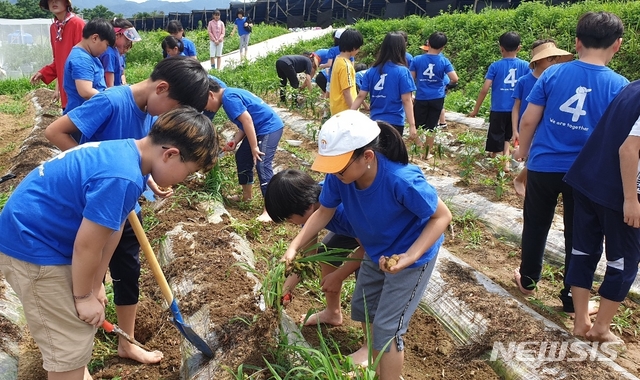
[503,68,518,87]
[374,73,388,90]
[559,86,592,122]
[422,64,435,80]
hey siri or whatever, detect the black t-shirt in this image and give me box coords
[279,55,313,75]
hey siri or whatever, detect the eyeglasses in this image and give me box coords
[337,155,358,176]
[162,146,185,162]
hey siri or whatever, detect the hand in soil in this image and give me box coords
[118,340,164,364]
[300,308,343,326]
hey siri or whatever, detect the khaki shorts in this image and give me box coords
[0,251,95,372]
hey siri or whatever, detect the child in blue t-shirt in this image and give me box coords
[352,32,416,138]
[165,20,197,59]
[63,18,114,116]
[410,32,458,151]
[469,31,530,166]
[45,56,210,365]
[100,18,141,87]
[563,80,640,344]
[207,83,284,221]
[512,12,629,315]
[511,40,573,196]
[266,169,370,363]
[231,9,252,61]
[283,110,451,375]
[0,108,217,380]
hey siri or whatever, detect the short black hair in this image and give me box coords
[167,20,184,34]
[213,10,220,16]
[83,18,116,46]
[499,31,521,52]
[576,11,624,49]
[531,39,556,50]
[428,32,447,50]
[111,18,134,29]
[161,35,184,53]
[354,63,368,72]
[208,77,222,93]
[264,169,321,223]
[339,29,364,53]
[237,9,245,16]
[150,56,209,112]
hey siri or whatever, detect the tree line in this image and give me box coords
[0,0,164,20]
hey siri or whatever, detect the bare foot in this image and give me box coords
[514,178,526,197]
[572,319,592,338]
[512,268,535,296]
[566,301,599,319]
[256,210,272,223]
[586,329,624,344]
[227,194,250,203]
[300,309,343,326]
[348,345,369,367]
[118,341,163,364]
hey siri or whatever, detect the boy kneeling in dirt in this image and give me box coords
[264,169,369,364]
[0,108,218,380]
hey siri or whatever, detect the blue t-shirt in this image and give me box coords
[512,72,538,128]
[526,60,628,172]
[485,57,531,112]
[0,140,145,266]
[319,153,443,266]
[221,87,284,135]
[410,53,454,101]
[355,69,367,89]
[63,46,106,114]
[361,62,416,126]
[181,37,197,57]
[405,52,413,67]
[315,48,330,65]
[317,182,357,238]
[99,46,123,86]
[235,17,250,36]
[565,80,640,212]
[69,86,155,144]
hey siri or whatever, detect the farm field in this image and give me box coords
[3,1,640,378]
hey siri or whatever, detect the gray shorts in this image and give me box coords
[240,34,250,50]
[351,252,438,352]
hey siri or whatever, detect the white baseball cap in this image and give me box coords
[334,28,346,39]
[311,110,380,173]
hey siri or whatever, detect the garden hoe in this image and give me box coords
[102,320,150,351]
[127,211,214,358]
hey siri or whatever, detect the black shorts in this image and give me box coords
[485,111,513,152]
[414,98,445,131]
[109,212,142,306]
[319,232,359,268]
[316,72,328,93]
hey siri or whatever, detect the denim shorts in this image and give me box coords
[235,128,283,196]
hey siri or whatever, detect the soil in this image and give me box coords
[0,89,639,380]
